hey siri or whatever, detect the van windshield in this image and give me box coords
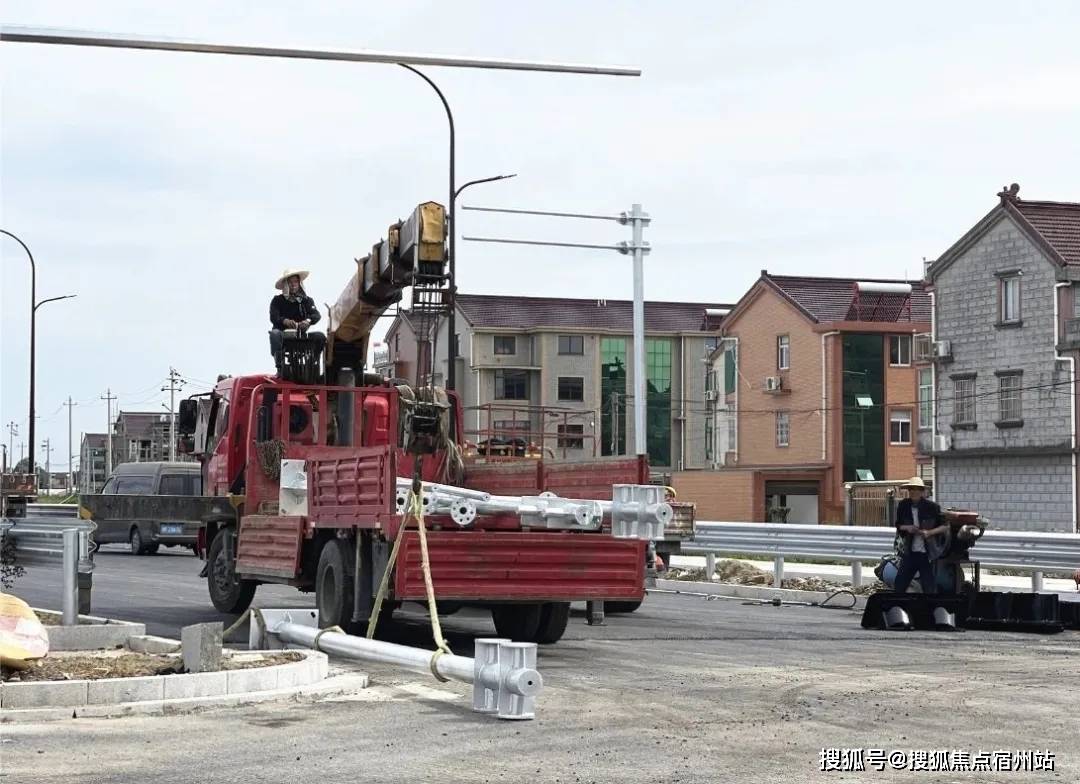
[115,475,155,494]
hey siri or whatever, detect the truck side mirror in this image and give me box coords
[178,399,198,434]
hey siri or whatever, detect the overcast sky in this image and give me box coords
[3,1,1080,472]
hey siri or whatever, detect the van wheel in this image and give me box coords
[316,538,360,633]
[207,528,256,614]
[491,604,543,641]
[130,528,148,555]
[533,602,571,644]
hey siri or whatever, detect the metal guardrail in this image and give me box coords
[26,502,79,519]
[1,514,95,625]
[683,521,1080,592]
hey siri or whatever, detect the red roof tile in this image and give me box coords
[764,275,931,324]
[1013,200,1080,266]
[455,294,731,332]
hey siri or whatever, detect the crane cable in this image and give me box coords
[365,487,453,681]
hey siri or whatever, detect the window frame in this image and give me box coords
[775,410,790,447]
[704,417,714,461]
[494,369,528,400]
[889,409,913,445]
[917,368,933,430]
[557,376,585,402]
[996,371,1023,425]
[493,335,516,356]
[998,273,1022,325]
[889,335,912,367]
[953,376,976,427]
[777,335,790,371]
[556,423,585,449]
[557,334,584,355]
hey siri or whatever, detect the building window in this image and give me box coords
[601,338,627,456]
[914,332,933,362]
[775,411,790,447]
[889,335,912,366]
[918,368,933,429]
[999,274,1021,324]
[727,415,737,452]
[494,335,516,355]
[557,376,584,402]
[724,345,737,394]
[889,410,912,445]
[953,377,976,425]
[777,335,790,370]
[998,372,1023,423]
[495,370,528,400]
[646,338,673,466]
[705,417,714,461]
[557,424,584,449]
[453,333,461,356]
[557,334,584,355]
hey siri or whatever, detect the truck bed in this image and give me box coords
[79,494,237,528]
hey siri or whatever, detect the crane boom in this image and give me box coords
[327,201,447,376]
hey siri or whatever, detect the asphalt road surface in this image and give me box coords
[5,547,1080,783]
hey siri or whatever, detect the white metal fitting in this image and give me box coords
[610,484,672,540]
[472,638,542,720]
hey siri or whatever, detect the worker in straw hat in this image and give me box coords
[893,476,948,594]
[269,268,324,368]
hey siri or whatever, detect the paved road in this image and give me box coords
[5,547,1080,783]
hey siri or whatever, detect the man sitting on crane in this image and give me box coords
[269,268,325,371]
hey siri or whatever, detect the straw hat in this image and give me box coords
[275,268,310,290]
[900,476,927,490]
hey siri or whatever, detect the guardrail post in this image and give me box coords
[704,552,716,581]
[851,561,863,588]
[62,528,78,626]
[773,555,784,588]
[1031,571,1043,593]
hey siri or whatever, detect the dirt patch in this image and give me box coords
[2,650,303,683]
[667,559,884,595]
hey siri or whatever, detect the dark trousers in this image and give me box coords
[894,550,936,594]
[269,329,325,360]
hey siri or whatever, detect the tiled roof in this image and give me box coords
[455,294,731,332]
[82,433,107,448]
[1013,200,1080,266]
[764,275,931,324]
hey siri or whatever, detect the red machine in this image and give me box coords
[174,202,653,645]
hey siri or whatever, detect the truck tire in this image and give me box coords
[605,600,643,614]
[533,602,570,644]
[316,539,357,632]
[491,603,543,641]
[208,528,256,614]
[129,527,145,555]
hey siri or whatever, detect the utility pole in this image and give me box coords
[6,421,16,466]
[162,368,183,462]
[41,438,52,491]
[63,396,77,493]
[18,442,25,464]
[102,388,116,476]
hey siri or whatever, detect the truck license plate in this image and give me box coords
[160,524,183,535]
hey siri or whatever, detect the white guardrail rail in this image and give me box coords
[682,521,1080,592]
[1,504,94,625]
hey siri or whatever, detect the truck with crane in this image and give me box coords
[81,200,672,644]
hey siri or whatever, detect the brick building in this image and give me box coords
[379,293,731,473]
[78,433,109,494]
[928,184,1080,532]
[681,272,930,523]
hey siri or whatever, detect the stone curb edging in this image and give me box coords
[0,671,370,724]
[652,578,869,609]
[34,608,146,652]
[0,649,331,715]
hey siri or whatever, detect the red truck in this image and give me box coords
[83,201,662,644]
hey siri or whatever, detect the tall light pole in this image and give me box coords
[0,28,640,392]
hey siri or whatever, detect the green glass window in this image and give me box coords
[724,346,736,395]
[841,334,885,483]
[601,338,627,456]
[646,338,672,467]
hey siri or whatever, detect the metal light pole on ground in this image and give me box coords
[462,204,652,457]
[0,28,641,394]
[63,396,76,494]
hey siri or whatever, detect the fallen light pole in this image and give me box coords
[251,609,542,720]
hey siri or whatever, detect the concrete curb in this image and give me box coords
[0,649,334,716]
[35,608,146,652]
[0,671,370,724]
[653,579,869,609]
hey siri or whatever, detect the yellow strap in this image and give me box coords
[313,625,345,650]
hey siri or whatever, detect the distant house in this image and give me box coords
[381,293,731,472]
[928,184,1080,532]
[79,433,108,494]
[684,272,931,524]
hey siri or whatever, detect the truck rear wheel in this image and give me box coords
[316,538,358,632]
[605,600,643,614]
[491,603,543,641]
[208,528,256,614]
[533,602,570,644]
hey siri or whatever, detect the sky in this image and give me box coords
[3,1,1080,474]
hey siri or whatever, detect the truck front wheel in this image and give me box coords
[208,528,256,614]
[316,538,357,632]
[533,602,571,644]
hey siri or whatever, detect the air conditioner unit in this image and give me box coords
[933,434,951,452]
[933,340,952,360]
[764,376,783,392]
[704,389,718,402]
